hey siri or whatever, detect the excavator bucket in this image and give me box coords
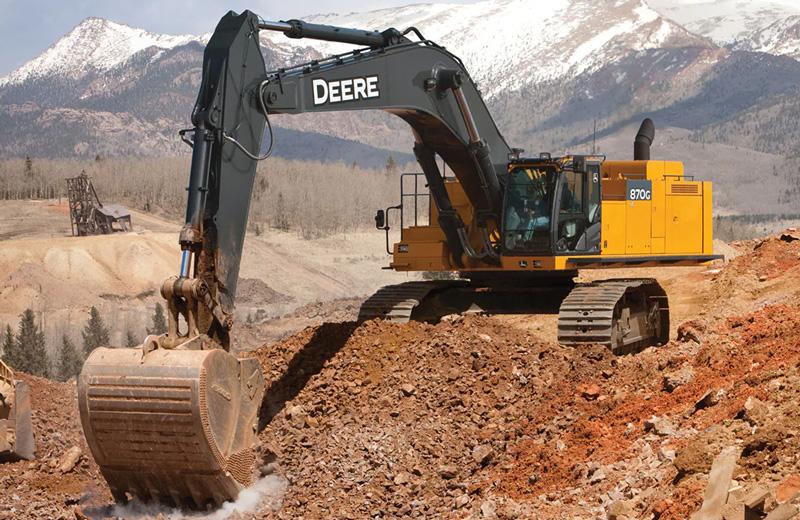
[78,346,265,508]
[0,360,35,461]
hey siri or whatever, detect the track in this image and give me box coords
[557,279,669,355]
[358,281,451,323]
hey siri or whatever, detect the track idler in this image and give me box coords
[78,346,265,508]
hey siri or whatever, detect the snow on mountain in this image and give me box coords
[262,0,709,98]
[731,15,800,59]
[649,0,800,56]
[0,17,202,87]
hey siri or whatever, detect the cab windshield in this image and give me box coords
[503,166,557,253]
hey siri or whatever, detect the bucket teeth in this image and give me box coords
[78,347,265,508]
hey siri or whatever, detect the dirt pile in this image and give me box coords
[3,230,800,519]
[0,375,108,518]
[247,300,800,519]
[706,231,800,314]
[244,231,800,519]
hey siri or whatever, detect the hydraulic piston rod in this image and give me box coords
[259,19,402,47]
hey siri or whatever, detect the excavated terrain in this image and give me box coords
[1,231,800,519]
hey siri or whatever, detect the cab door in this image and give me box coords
[553,161,601,253]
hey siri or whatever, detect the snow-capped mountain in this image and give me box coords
[0,18,203,88]
[266,0,710,99]
[649,0,800,58]
[731,15,800,58]
[2,0,800,166]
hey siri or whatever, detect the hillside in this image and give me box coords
[0,200,416,359]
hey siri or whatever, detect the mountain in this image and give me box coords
[0,18,202,88]
[268,0,708,97]
[1,0,800,213]
[649,0,800,58]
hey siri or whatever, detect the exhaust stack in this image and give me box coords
[634,118,655,161]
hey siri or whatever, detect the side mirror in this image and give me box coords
[375,209,385,229]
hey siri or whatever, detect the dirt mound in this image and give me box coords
[237,278,294,306]
[247,300,800,519]
[0,375,108,518]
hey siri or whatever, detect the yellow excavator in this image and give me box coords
[0,359,34,461]
[79,10,718,508]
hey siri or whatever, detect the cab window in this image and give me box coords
[503,166,557,253]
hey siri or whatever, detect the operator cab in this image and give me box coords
[502,155,602,255]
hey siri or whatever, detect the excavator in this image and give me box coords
[78,10,719,508]
[0,359,34,461]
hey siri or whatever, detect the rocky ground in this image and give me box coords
[1,231,800,519]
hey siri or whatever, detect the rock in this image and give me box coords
[454,494,470,509]
[259,461,281,476]
[58,446,82,473]
[589,467,606,484]
[758,274,768,282]
[780,230,799,242]
[527,473,539,485]
[472,444,494,466]
[677,320,706,343]
[644,416,676,436]
[658,447,676,462]
[653,499,673,517]
[393,472,411,486]
[741,396,770,426]
[765,504,799,520]
[607,500,636,519]
[438,466,457,479]
[694,389,724,412]
[776,474,800,504]
[400,384,416,397]
[662,365,695,392]
[480,500,497,518]
[441,314,463,323]
[478,333,493,342]
[690,447,740,520]
[286,404,305,418]
[577,383,602,400]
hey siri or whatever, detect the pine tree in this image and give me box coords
[11,309,49,377]
[82,306,110,356]
[1,324,14,363]
[385,155,398,177]
[147,303,167,335]
[126,330,139,348]
[56,335,83,382]
[24,156,33,177]
[274,192,290,231]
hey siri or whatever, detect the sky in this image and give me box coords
[0,0,480,77]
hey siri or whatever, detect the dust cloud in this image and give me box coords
[96,474,288,520]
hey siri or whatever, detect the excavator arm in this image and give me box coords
[79,11,269,508]
[79,10,517,508]
[259,22,513,264]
